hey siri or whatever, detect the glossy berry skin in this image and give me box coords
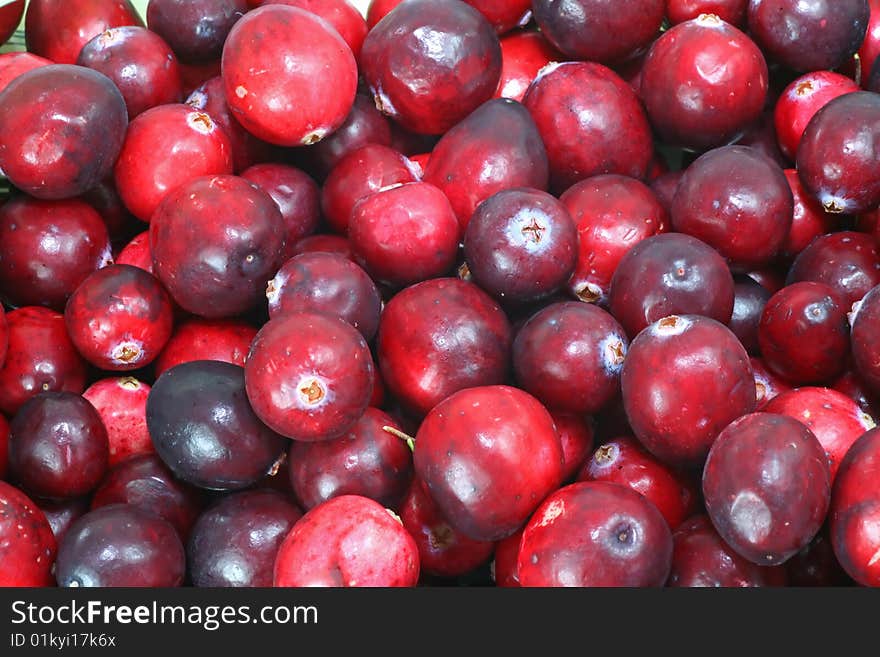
[748,0,870,73]
[608,233,735,339]
[523,62,653,192]
[666,0,747,25]
[581,437,698,530]
[56,504,185,587]
[553,412,596,482]
[0,64,128,200]
[703,412,831,565]
[779,169,837,261]
[797,92,880,215]
[377,278,512,417]
[0,481,56,586]
[640,14,768,151]
[360,0,502,136]
[622,315,755,468]
[9,392,109,500]
[833,370,880,422]
[245,312,374,442]
[730,276,771,355]
[414,385,563,542]
[35,497,89,547]
[492,528,523,586]
[0,52,52,94]
[0,308,88,417]
[267,252,381,341]
[672,146,793,271]
[147,0,247,64]
[83,377,153,467]
[422,98,549,229]
[758,282,849,385]
[350,182,461,288]
[154,318,257,378]
[261,0,367,57]
[531,0,664,63]
[830,428,880,586]
[65,265,174,371]
[517,481,673,587]
[188,488,302,587]
[561,174,668,305]
[513,302,627,415]
[494,31,561,103]
[274,494,420,587]
[291,234,353,261]
[114,104,233,222]
[0,0,24,45]
[147,360,287,490]
[463,0,530,34]
[77,26,183,120]
[150,175,284,318]
[0,197,112,311]
[287,408,414,511]
[853,285,880,395]
[222,5,357,147]
[115,231,152,272]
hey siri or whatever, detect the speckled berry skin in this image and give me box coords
[0,480,57,586]
[83,377,154,467]
[154,318,257,378]
[622,315,756,468]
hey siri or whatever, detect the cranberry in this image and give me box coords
[779,169,837,261]
[517,481,673,587]
[0,307,88,417]
[0,196,112,311]
[666,0,747,25]
[0,414,8,480]
[532,0,664,63]
[245,312,374,441]
[786,527,852,587]
[82,377,152,467]
[35,497,89,546]
[9,392,109,499]
[857,0,880,85]
[745,267,787,294]
[25,0,143,64]
[115,231,152,273]
[366,0,403,27]
[733,108,788,169]
[608,233,735,339]
[640,14,767,151]
[262,0,368,57]
[832,370,880,422]
[853,284,880,394]
[422,98,549,230]
[91,454,204,541]
[797,92,880,215]
[56,503,185,587]
[622,315,755,468]
[147,0,247,63]
[672,146,792,271]
[553,412,596,482]
[222,5,357,146]
[748,0,869,72]
[0,480,56,586]
[494,31,561,103]
[361,0,501,135]
[0,0,24,45]
[188,488,302,587]
[291,234,353,261]
[513,302,627,415]
[274,494,420,587]
[154,318,257,377]
[751,356,792,410]
[82,177,140,245]
[523,62,653,192]
[148,360,287,490]
[0,64,127,200]
[287,407,413,511]
[561,174,668,305]
[114,104,233,222]
[730,276,772,356]
[491,528,523,587]
[377,278,511,417]
[178,59,222,96]
[0,52,52,94]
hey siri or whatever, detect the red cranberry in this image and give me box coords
[730,275,772,356]
[82,177,139,244]
[494,31,561,103]
[262,0,367,57]
[147,0,247,63]
[832,370,880,422]
[0,197,112,311]
[622,315,755,468]
[178,59,222,96]
[114,104,233,222]
[291,234,353,261]
[532,0,664,63]
[0,480,56,586]
[245,312,374,441]
[9,392,109,499]
[758,282,850,385]
[287,407,413,511]
[786,527,852,587]
[853,284,880,394]
[666,0,747,25]
[0,307,88,416]
[377,278,511,417]
[779,169,837,261]
[422,98,549,230]
[463,0,530,34]
[751,356,792,410]
[25,0,143,64]
[35,497,89,546]
[857,0,880,85]
[91,454,204,540]
[608,233,735,339]
[115,231,152,273]
[154,318,257,377]
[222,5,357,146]
[366,0,403,27]
[413,385,563,541]
[640,14,768,151]
[523,61,653,191]
[0,0,24,45]
[748,0,869,72]
[562,174,668,305]
[188,488,302,587]
[517,480,673,586]
[274,494,420,587]
[553,411,596,482]
[513,302,628,415]
[672,146,793,271]
[797,92,880,215]
[82,377,153,467]
[733,108,788,169]
[0,64,127,200]
[56,503,185,587]
[0,52,52,94]
[491,527,522,587]
[361,0,501,135]
[745,267,787,294]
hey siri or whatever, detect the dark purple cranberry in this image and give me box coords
[832,370,880,423]
[786,528,852,587]
[34,497,89,546]
[779,169,838,262]
[147,0,248,64]
[852,284,880,395]
[729,275,772,355]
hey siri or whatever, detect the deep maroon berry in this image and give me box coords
[730,275,771,355]
[786,528,851,587]
[147,0,247,63]
[0,1,24,45]
[35,497,89,547]
[0,480,56,586]
[553,411,596,482]
[853,284,880,395]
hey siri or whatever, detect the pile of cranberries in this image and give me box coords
[1,0,880,589]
